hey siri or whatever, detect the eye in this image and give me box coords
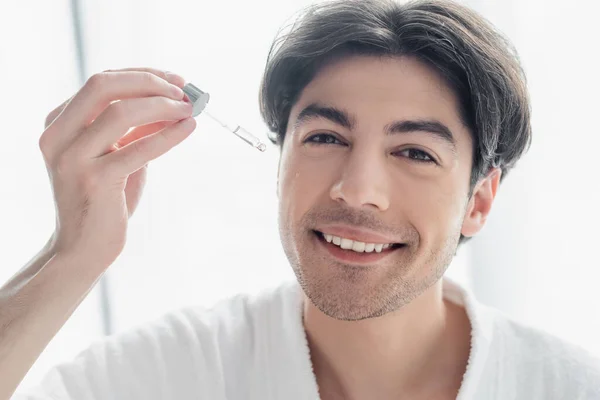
[395,148,436,164]
[304,133,345,146]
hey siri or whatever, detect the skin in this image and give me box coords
[277,55,501,399]
[0,68,195,399]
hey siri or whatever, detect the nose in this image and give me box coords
[329,151,390,211]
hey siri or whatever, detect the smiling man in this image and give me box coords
[274,55,483,398]
[5,0,600,399]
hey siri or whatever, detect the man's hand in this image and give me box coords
[0,68,196,399]
[40,67,195,267]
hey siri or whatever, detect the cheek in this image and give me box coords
[278,149,339,226]
[398,175,467,244]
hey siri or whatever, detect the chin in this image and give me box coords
[294,261,418,321]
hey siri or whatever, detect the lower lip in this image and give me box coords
[313,231,404,265]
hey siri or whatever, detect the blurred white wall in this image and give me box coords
[465,0,600,353]
[1,0,598,394]
[0,0,105,393]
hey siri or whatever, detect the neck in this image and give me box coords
[303,279,471,399]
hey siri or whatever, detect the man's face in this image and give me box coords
[277,55,478,321]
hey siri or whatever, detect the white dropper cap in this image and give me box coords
[182,83,210,117]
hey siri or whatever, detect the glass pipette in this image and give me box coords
[182,83,267,152]
[203,109,267,152]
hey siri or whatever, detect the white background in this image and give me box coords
[1,0,598,393]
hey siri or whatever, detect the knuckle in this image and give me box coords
[138,71,157,85]
[45,97,73,128]
[152,69,168,81]
[85,72,108,91]
[38,133,51,154]
[107,101,129,122]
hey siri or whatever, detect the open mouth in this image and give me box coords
[313,230,406,254]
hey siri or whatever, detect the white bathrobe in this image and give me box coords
[14,278,600,399]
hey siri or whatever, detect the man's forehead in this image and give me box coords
[288,56,469,139]
[295,57,460,114]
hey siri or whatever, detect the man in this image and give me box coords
[3,0,600,399]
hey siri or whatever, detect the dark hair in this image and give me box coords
[259,0,532,243]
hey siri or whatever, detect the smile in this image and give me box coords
[316,231,398,253]
[313,230,406,264]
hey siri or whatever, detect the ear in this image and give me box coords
[461,168,502,237]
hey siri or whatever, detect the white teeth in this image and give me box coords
[321,232,394,253]
[340,238,353,249]
[351,241,366,252]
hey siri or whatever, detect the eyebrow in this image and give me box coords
[293,103,457,152]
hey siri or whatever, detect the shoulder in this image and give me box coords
[128,280,303,363]
[483,305,600,398]
[16,281,301,399]
[115,279,300,352]
[178,279,301,335]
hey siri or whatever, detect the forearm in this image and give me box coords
[0,247,105,399]
[1,235,57,296]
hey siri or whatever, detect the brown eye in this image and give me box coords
[305,133,344,145]
[395,148,436,164]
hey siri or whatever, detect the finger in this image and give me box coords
[102,122,171,156]
[51,70,185,145]
[105,121,175,155]
[101,117,197,176]
[44,95,74,129]
[104,67,186,88]
[76,96,193,157]
[115,121,174,149]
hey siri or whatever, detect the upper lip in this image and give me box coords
[315,225,401,244]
